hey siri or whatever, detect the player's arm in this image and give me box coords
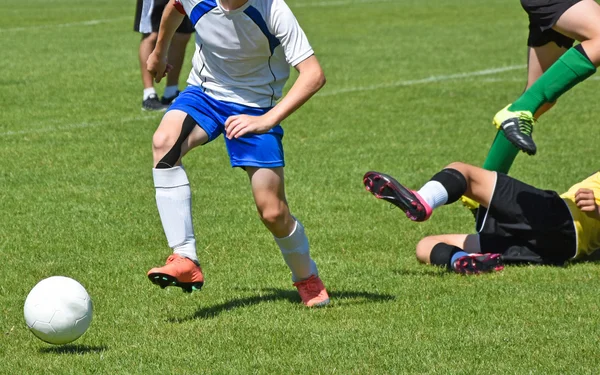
[147,0,186,83]
[575,188,600,219]
[266,55,326,124]
[224,56,326,139]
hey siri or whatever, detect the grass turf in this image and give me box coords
[2,0,600,373]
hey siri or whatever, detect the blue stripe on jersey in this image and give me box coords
[189,0,217,26]
[243,6,281,55]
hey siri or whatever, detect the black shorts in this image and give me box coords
[475,173,577,265]
[134,0,195,34]
[521,0,580,48]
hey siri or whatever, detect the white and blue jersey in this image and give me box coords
[175,0,314,108]
[169,0,314,168]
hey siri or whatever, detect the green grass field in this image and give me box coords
[2,0,600,373]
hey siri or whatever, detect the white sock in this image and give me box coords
[417,180,448,209]
[163,85,179,98]
[153,166,198,263]
[143,87,157,101]
[274,220,318,282]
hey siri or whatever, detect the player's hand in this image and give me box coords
[575,188,600,217]
[224,114,275,139]
[146,51,173,83]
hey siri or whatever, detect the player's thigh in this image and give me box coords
[416,234,480,264]
[554,0,600,41]
[153,110,209,157]
[526,44,567,88]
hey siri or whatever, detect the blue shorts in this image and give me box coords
[168,86,285,168]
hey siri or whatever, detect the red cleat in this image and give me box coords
[294,275,330,307]
[147,254,204,293]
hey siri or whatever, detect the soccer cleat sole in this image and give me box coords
[363,171,428,221]
[310,298,330,308]
[148,273,204,293]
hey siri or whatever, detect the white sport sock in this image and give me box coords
[274,220,318,282]
[153,166,198,263]
[163,85,179,98]
[417,180,448,209]
[143,87,157,101]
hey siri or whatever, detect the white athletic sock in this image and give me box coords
[153,166,198,263]
[417,180,448,209]
[163,85,179,98]
[143,87,157,101]
[274,220,318,282]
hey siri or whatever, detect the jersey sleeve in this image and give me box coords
[268,0,314,67]
[173,0,186,15]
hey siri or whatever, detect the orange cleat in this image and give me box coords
[147,254,204,293]
[294,275,330,307]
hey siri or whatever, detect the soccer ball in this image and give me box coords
[24,276,93,345]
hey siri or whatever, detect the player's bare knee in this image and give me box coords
[258,205,288,228]
[445,162,474,182]
[416,237,435,264]
[152,130,176,159]
[445,162,467,173]
[154,115,199,168]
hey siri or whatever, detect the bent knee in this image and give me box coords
[152,130,177,155]
[416,237,436,264]
[445,161,467,172]
[258,206,288,227]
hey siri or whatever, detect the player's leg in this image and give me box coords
[415,234,503,274]
[463,42,567,212]
[416,234,480,263]
[162,32,190,103]
[480,44,566,180]
[247,167,329,307]
[139,32,158,100]
[495,0,599,154]
[364,162,496,221]
[526,45,567,118]
[135,0,169,111]
[147,108,209,292]
[162,16,194,104]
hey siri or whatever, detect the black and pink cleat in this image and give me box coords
[363,171,432,222]
[453,253,504,275]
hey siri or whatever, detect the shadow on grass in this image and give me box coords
[169,288,395,322]
[39,344,107,354]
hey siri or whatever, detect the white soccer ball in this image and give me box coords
[24,276,93,345]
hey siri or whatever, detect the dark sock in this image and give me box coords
[430,243,464,270]
[430,168,467,205]
[509,45,596,114]
[482,131,520,173]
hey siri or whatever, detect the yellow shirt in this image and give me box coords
[560,172,600,259]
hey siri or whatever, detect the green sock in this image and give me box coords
[482,131,520,173]
[509,46,596,114]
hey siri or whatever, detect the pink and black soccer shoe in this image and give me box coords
[453,253,504,275]
[363,171,432,222]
